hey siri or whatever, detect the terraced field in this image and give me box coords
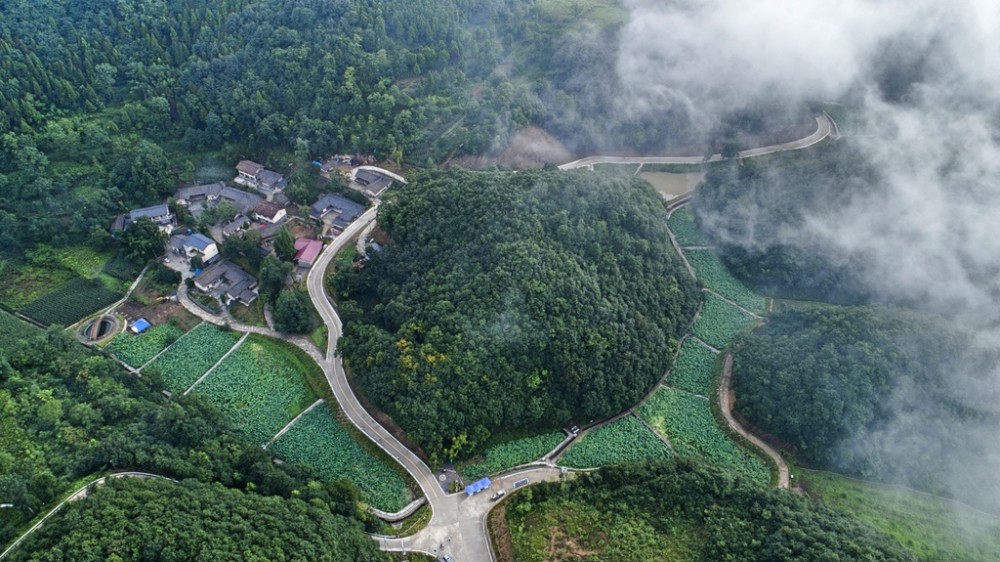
[106,324,185,368]
[462,432,565,479]
[668,207,710,247]
[145,323,241,392]
[559,416,670,469]
[270,404,411,512]
[668,338,720,397]
[638,386,770,484]
[194,335,318,444]
[691,293,759,349]
[684,250,767,313]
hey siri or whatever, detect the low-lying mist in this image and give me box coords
[614,0,1000,514]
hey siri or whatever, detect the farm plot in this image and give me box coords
[0,310,41,350]
[691,293,758,350]
[638,386,770,484]
[194,335,318,445]
[684,250,767,313]
[105,324,185,368]
[462,432,565,479]
[668,208,710,247]
[668,338,720,397]
[19,277,122,326]
[145,323,241,391]
[559,416,670,469]
[270,404,411,512]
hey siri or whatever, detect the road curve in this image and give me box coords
[558,114,833,170]
[719,354,790,489]
[0,472,175,560]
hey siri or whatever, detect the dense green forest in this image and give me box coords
[334,169,700,461]
[5,478,386,562]
[731,305,1000,511]
[0,313,376,546]
[503,459,916,562]
[692,142,876,304]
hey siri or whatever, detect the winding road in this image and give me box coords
[558,113,834,170]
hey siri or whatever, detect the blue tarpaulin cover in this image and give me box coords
[131,319,151,333]
[464,477,491,496]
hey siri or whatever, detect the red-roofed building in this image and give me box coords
[293,238,324,268]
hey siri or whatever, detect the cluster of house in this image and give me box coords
[112,160,392,307]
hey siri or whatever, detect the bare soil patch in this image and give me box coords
[448,126,573,170]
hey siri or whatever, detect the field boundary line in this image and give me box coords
[264,398,325,449]
[634,413,675,452]
[690,336,720,354]
[183,331,249,395]
[137,322,205,372]
[702,288,765,319]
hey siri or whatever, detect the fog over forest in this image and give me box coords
[616,0,1000,513]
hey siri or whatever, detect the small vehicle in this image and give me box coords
[163,258,171,263]
[490,489,506,501]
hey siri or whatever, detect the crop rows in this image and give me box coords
[684,250,767,313]
[194,335,318,445]
[19,277,122,326]
[638,386,770,484]
[559,416,670,469]
[691,293,758,349]
[146,323,241,391]
[462,432,565,479]
[668,208,710,247]
[668,338,719,397]
[270,404,411,512]
[106,324,184,368]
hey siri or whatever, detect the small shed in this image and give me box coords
[464,477,491,496]
[131,319,151,334]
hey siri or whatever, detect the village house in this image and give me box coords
[111,203,176,234]
[181,232,219,263]
[352,168,392,198]
[309,193,365,233]
[235,160,287,197]
[193,260,258,306]
[174,182,263,217]
[253,201,287,224]
[293,238,323,269]
[222,215,250,237]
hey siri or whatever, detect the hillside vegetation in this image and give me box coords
[503,459,916,562]
[335,169,700,461]
[5,478,386,562]
[731,304,1000,511]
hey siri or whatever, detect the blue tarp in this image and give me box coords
[464,477,491,496]
[131,319,151,333]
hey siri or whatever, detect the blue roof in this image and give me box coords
[464,477,491,496]
[186,233,215,251]
[132,319,151,333]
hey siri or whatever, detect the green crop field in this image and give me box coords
[691,293,759,349]
[684,250,767,313]
[668,207,710,247]
[0,310,41,349]
[559,416,670,469]
[638,386,770,484]
[18,277,122,326]
[194,335,318,445]
[800,468,1000,562]
[145,323,241,391]
[462,432,565,479]
[106,324,185,368]
[668,338,720,397]
[270,404,411,512]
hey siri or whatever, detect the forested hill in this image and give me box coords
[334,169,700,462]
[505,459,917,562]
[731,304,1000,512]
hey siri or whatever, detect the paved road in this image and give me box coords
[0,472,175,560]
[558,114,834,170]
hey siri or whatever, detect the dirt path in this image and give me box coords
[719,354,790,489]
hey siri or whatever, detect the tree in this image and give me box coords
[120,217,166,263]
[274,226,295,263]
[273,289,312,333]
[258,256,292,303]
[190,255,203,270]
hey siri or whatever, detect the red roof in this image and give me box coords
[294,238,323,264]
